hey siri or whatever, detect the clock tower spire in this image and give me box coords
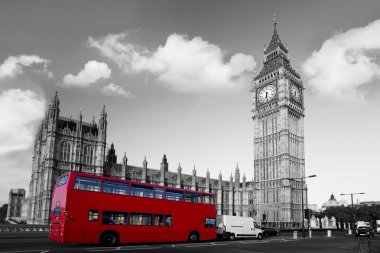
[251,17,305,226]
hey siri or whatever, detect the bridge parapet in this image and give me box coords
[0,224,50,233]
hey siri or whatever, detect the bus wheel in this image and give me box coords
[188,231,199,242]
[257,233,263,240]
[229,233,236,241]
[100,231,119,246]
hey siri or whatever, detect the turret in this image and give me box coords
[229,173,234,215]
[216,171,223,215]
[106,143,117,165]
[160,154,168,186]
[191,166,197,191]
[47,91,60,120]
[142,156,148,183]
[95,105,107,175]
[121,152,128,180]
[176,163,182,188]
[99,105,107,138]
[218,171,223,189]
[235,163,240,187]
[75,110,83,168]
[78,110,83,122]
[206,169,210,192]
[242,173,246,191]
[45,92,60,161]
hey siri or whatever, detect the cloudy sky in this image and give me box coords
[1,0,380,209]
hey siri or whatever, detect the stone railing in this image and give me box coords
[0,224,49,232]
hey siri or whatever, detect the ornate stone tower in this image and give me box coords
[251,17,305,224]
[26,92,107,224]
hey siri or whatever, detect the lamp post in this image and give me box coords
[301,175,316,237]
[340,192,365,231]
[285,175,316,238]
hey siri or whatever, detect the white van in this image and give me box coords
[216,215,263,240]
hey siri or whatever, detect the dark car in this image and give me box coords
[356,226,375,237]
[262,227,280,237]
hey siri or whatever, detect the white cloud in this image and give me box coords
[101,83,133,98]
[89,32,256,93]
[302,19,380,101]
[0,89,45,154]
[0,54,52,79]
[63,60,111,87]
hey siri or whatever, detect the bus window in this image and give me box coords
[103,180,129,195]
[130,213,153,226]
[74,176,101,192]
[53,207,61,216]
[57,175,68,187]
[166,190,183,201]
[202,195,215,204]
[88,210,98,221]
[205,218,216,228]
[131,185,154,198]
[165,215,172,226]
[102,211,128,225]
[154,214,165,226]
[185,192,201,203]
[155,188,165,199]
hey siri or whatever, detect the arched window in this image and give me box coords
[84,145,93,165]
[60,142,71,162]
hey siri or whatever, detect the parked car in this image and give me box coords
[262,227,280,237]
[356,226,375,237]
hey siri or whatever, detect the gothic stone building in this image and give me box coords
[25,91,256,224]
[26,19,307,226]
[26,92,108,224]
[6,188,25,220]
[251,18,306,224]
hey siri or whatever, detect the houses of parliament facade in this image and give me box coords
[25,20,307,226]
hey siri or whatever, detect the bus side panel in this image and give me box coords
[63,190,83,244]
[200,208,217,241]
[117,198,179,243]
[61,186,99,244]
[73,192,101,244]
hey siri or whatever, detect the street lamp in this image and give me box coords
[286,175,316,238]
[340,192,365,231]
[300,175,316,238]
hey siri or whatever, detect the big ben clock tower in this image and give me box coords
[251,17,305,225]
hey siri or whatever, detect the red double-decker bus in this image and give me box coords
[49,172,216,246]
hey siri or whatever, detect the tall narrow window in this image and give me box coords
[84,145,93,165]
[60,142,71,162]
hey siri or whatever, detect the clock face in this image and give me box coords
[258,85,276,103]
[290,84,301,102]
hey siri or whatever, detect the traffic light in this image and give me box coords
[262,213,267,221]
[304,209,311,219]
